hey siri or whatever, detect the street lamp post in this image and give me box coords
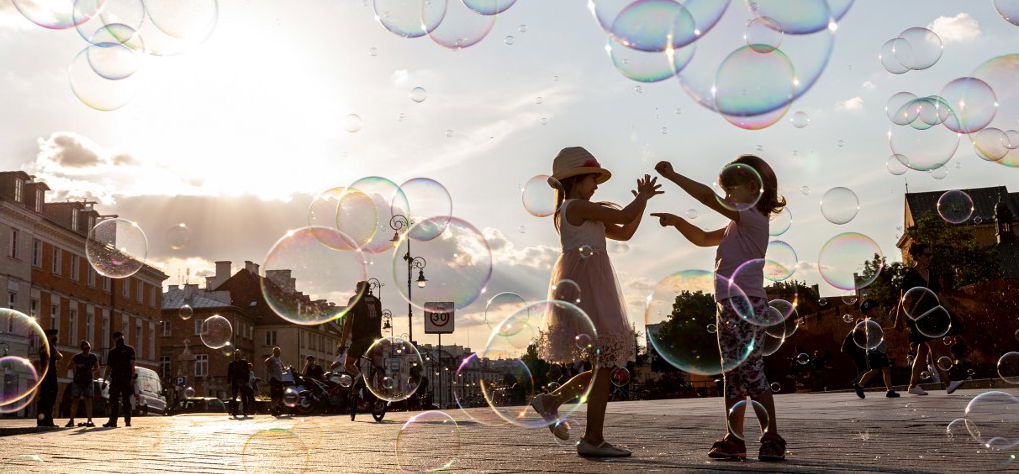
[389,214,427,343]
[382,309,393,338]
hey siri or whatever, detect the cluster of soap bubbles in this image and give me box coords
[588,0,851,129]
[900,286,954,339]
[948,390,1019,454]
[11,0,219,110]
[879,27,942,74]
[372,0,515,50]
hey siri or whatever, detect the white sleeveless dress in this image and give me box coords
[536,199,636,369]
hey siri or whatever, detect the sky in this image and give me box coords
[1,0,1017,352]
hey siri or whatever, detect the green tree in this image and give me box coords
[649,290,715,373]
[765,279,820,307]
[903,212,1000,287]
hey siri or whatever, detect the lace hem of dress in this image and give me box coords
[534,330,635,369]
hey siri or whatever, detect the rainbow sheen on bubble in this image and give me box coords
[463,0,516,15]
[818,232,882,291]
[610,0,697,52]
[0,356,40,412]
[748,0,832,35]
[13,0,100,29]
[428,0,495,49]
[86,218,147,278]
[763,240,797,282]
[746,15,783,53]
[972,55,1019,167]
[241,429,310,473]
[939,77,998,134]
[994,0,1019,26]
[308,187,377,250]
[68,45,140,110]
[888,111,960,171]
[347,176,410,253]
[607,38,695,83]
[522,174,557,217]
[73,0,145,46]
[769,207,792,236]
[392,217,492,312]
[714,162,764,212]
[481,300,599,428]
[886,91,918,124]
[644,269,754,375]
[714,46,795,117]
[261,227,366,325]
[397,410,462,472]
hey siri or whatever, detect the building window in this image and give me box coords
[71,255,80,281]
[150,287,156,307]
[8,228,18,259]
[88,268,96,288]
[194,319,202,336]
[122,279,130,298]
[248,325,253,340]
[34,190,41,212]
[136,283,143,303]
[32,240,41,267]
[52,247,61,275]
[161,320,171,337]
[265,330,277,346]
[159,356,171,378]
[195,354,208,377]
[101,312,110,349]
[30,298,38,318]
[7,291,15,309]
[149,323,155,359]
[70,308,78,344]
[71,210,78,232]
[86,314,93,344]
[103,276,111,292]
[136,320,143,357]
[49,305,58,334]
[14,179,22,202]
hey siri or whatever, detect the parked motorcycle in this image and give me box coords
[294,371,348,415]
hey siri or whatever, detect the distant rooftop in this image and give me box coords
[906,185,1019,223]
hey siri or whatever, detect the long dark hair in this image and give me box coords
[732,154,785,216]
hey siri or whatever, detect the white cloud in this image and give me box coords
[835,96,864,112]
[147,256,218,289]
[927,13,981,43]
[861,81,876,92]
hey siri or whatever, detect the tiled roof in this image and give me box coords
[906,186,1019,223]
[161,287,235,310]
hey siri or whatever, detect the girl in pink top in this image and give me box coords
[529,146,662,458]
[651,155,788,462]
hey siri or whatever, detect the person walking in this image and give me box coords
[847,300,900,399]
[527,147,661,458]
[227,350,251,417]
[246,362,258,414]
[264,347,284,416]
[103,331,135,428]
[66,340,100,427]
[35,329,61,427]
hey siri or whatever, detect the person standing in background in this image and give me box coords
[36,329,61,427]
[103,331,136,428]
[66,340,100,427]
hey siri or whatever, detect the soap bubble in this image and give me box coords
[900,287,939,321]
[551,279,582,304]
[764,299,798,337]
[789,110,810,128]
[86,218,147,278]
[399,178,453,241]
[307,187,376,249]
[893,27,943,71]
[179,304,193,320]
[605,38,695,83]
[686,209,698,219]
[769,207,792,236]
[937,190,974,224]
[820,187,859,225]
[964,391,1019,450]
[852,320,884,350]
[481,300,599,428]
[714,163,764,212]
[886,154,909,175]
[645,269,754,375]
[972,55,1019,168]
[818,232,882,291]
[886,91,919,124]
[283,387,299,408]
[241,429,310,473]
[185,386,196,398]
[397,411,461,472]
[940,77,998,134]
[346,176,410,254]
[995,0,1019,25]
[707,323,717,333]
[372,0,446,38]
[484,292,527,329]
[344,114,362,133]
[610,367,630,387]
[522,175,557,217]
[166,223,192,251]
[199,315,232,349]
[13,0,102,29]
[409,86,427,103]
[0,356,40,412]
[761,332,785,357]
[713,46,796,118]
[770,382,781,392]
[364,337,423,402]
[998,352,1019,384]
[68,44,140,110]
[337,373,353,388]
[842,314,853,323]
[463,0,516,15]
[880,38,910,75]
[764,241,797,282]
[800,186,810,196]
[727,399,769,441]
[937,356,954,372]
[427,0,495,50]
[746,16,783,54]
[610,0,697,52]
[795,353,810,365]
[392,217,492,312]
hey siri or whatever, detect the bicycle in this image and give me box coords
[339,354,387,422]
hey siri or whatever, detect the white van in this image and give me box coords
[100,367,167,416]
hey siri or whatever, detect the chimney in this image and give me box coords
[265,269,295,293]
[183,283,198,302]
[244,261,260,276]
[206,261,231,290]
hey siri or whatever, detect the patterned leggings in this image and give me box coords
[716,297,771,399]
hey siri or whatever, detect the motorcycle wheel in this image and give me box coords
[296,396,319,416]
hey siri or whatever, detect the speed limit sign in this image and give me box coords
[424,302,454,334]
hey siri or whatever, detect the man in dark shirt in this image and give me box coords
[227,350,251,417]
[339,281,381,377]
[36,329,61,427]
[66,340,100,427]
[302,355,324,381]
[103,331,135,428]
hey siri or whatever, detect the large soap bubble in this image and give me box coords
[398,178,453,241]
[86,218,147,278]
[347,176,411,254]
[308,187,378,250]
[820,187,859,225]
[763,241,797,282]
[964,391,1019,450]
[392,217,492,312]
[372,0,447,38]
[994,0,1019,26]
[892,27,943,71]
[68,45,141,111]
[397,410,461,472]
[818,232,882,291]
[0,309,49,410]
[261,227,366,325]
[13,0,101,29]
[851,319,884,350]
[199,315,232,349]
[747,0,833,35]
[427,0,495,50]
[940,77,998,134]
[610,0,697,52]
[998,352,1019,384]
[363,337,424,402]
[606,38,696,83]
[937,190,974,224]
[522,175,557,217]
[480,300,599,429]
[645,269,755,375]
[972,55,1019,167]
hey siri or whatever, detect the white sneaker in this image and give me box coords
[908,385,928,395]
[946,380,965,394]
[530,394,568,440]
[577,439,632,457]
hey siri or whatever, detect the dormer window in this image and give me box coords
[34,190,41,212]
[13,179,22,202]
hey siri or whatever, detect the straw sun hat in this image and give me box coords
[548,146,612,188]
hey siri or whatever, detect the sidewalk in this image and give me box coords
[1,388,1015,473]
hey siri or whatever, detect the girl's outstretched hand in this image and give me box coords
[650,212,681,227]
[654,161,675,177]
[632,174,663,201]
